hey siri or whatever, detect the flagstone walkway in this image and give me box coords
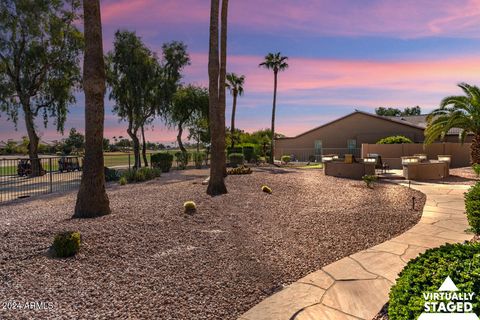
[239,181,473,320]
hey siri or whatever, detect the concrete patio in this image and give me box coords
[239,181,473,320]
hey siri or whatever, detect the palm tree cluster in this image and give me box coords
[425,83,480,164]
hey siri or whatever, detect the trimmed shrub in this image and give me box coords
[175,152,191,169]
[376,135,413,144]
[227,166,252,175]
[281,155,291,164]
[119,176,127,186]
[473,163,480,177]
[258,156,266,163]
[465,182,480,234]
[242,146,255,162]
[362,174,377,188]
[388,242,480,320]
[192,152,206,169]
[184,201,196,214]
[52,231,81,258]
[104,167,121,182]
[262,185,272,194]
[122,167,161,183]
[227,147,243,155]
[151,153,174,172]
[229,153,244,167]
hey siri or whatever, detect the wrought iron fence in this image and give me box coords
[0,151,209,204]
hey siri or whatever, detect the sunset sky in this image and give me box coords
[2,0,480,143]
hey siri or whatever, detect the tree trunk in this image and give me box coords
[141,125,148,167]
[207,0,228,196]
[74,0,111,218]
[230,92,237,148]
[127,128,141,169]
[471,134,480,164]
[270,70,278,164]
[22,104,43,176]
[177,123,186,153]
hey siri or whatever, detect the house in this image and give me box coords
[274,110,469,161]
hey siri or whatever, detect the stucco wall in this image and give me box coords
[361,143,471,168]
[275,112,425,160]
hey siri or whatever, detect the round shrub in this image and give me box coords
[104,167,121,182]
[376,135,413,144]
[184,201,196,214]
[388,242,480,319]
[227,147,243,155]
[192,152,206,169]
[119,176,127,185]
[53,231,81,258]
[151,153,174,172]
[473,163,480,177]
[262,185,272,194]
[175,152,191,169]
[465,182,480,234]
[229,153,244,168]
[281,155,291,164]
[242,146,255,162]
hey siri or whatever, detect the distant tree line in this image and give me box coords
[375,106,422,116]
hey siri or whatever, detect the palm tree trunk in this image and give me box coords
[230,92,237,148]
[207,0,228,196]
[74,0,111,218]
[141,125,148,167]
[270,70,278,164]
[472,134,480,164]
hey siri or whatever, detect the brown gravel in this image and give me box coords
[0,168,424,320]
[445,166,480,185]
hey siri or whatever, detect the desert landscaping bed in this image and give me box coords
[0,169,424,319]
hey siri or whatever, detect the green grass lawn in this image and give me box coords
[297,163,323,169]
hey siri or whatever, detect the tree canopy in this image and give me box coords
[0,0,83,171]
[106,31,189,167]
[375,106,422,116]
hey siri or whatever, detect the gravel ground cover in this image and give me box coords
[0,168,424,319]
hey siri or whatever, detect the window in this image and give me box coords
[347,139,357,151]
[314,140,323,155]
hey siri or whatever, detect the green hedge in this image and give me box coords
[151,153,174,172]
[376,135,413,144]
[229,153,244,167]
[281,155,291,164]
[227,147,243,155]
[192,152,206,168]
[122,167,161,183]
[465,182,480,234]
[388,243,480,319]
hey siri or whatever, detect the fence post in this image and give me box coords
[49,157,53,194]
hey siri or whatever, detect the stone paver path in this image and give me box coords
[239,181,473,320]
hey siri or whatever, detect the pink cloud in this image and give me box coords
[100,0,480,39]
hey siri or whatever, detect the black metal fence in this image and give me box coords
[0,152,208,204]
[0,156,83,203]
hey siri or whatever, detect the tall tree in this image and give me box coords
[106,35,189,168]
[0,0,83,175]
[74,0,110,218]
[167,85,209,153]
[226,72,245,148]
[425,83,480,164]
[259,52,288,164]
[106,31,162,168]
[207,0,228,196]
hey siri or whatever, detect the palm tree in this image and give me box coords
[207,0,228,196]
[425,83,480,164]
[259,52,288,164]
[226,72,245,148]
[74,0,111,218]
